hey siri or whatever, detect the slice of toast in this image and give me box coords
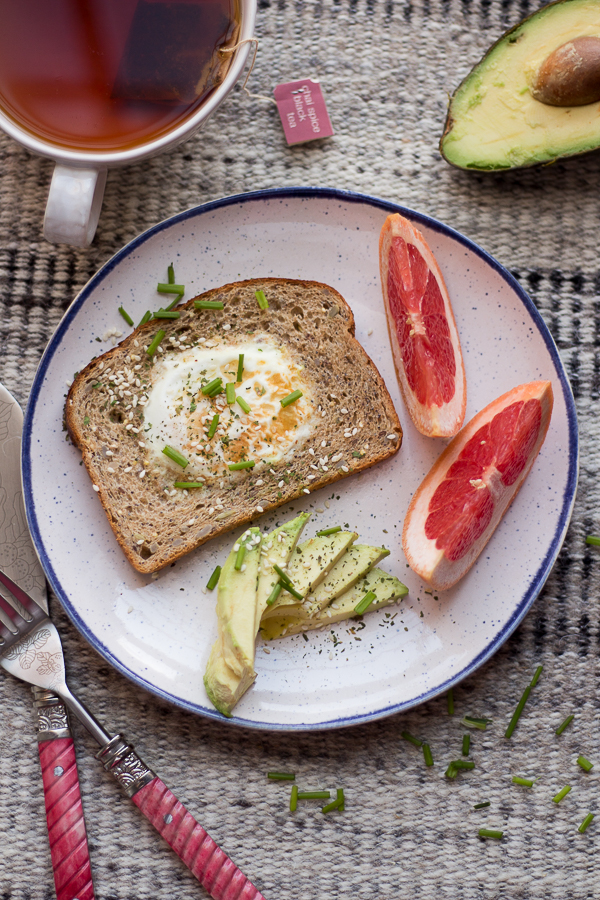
[65,278,402,573]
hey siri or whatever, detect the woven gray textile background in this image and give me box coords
[1,0,599,897]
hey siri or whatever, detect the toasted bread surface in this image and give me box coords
[66,278,402,573]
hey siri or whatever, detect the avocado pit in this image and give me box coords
[532,35,600,106]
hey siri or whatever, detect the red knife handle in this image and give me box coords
[34,692,95,900]
[97,736,264,900]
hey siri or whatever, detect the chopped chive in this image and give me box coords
[556,714,574,736]
[226,383,236,404]
[505,684,531,739]
[266,582,283,606]
[579,813,595,833]
[462,716,491,731]
[422,743,434,767]
[290,785,298,812]
[270,568,303,601]
[118,306,134,326]
[206,385,224,398]
[153,309,181,319]
[297,791,330,800]
[165,294,183,310]
[478,829,503,840]
[174,481,204,489]
[512,776,535,787]
[474,801,490,810]
[578,756,594,772]
[322,795,342,814]
[316,526,342,536]
[273,564,293,586]
[167,263,175,284]
[207,414,220,439]
[202,377,222,395]
[447,688,455,716]
[235,542,247,571]
[585,535,600,546]
[553,785,572,804]
[281,390,303,408]
[236,353,244,382]
[401,731,423,748]
[147,329,166,357]
[162,445,189,468]
[255,289,269,310]
[336,788,345,811]
[194,299,224,310]
[354,590,376,615]
[462,734,471,756]
[236,396,251,414]
[206,566,221,590]
[157,283,185,295]
[285,582,304,601]
[268,772,295,781]
[452,760,475,770]
[530,665,543,688]
[138,310,151,327]
[445,764,458,779]
[228,460,255,471]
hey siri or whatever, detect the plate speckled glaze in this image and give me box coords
[22,188,578,731]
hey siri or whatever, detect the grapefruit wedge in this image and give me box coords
[379,214,466,437]
[403,380,554,590]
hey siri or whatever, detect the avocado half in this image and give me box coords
[440,0,600,170]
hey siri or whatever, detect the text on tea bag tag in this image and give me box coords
[274,79,334,145]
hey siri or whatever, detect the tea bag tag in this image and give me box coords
[273,79,334,145]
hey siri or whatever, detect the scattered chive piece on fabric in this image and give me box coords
[118,306,134,326]
[445,764,458,779]
[255,289,269,310]
[553,785,572,804]
[316,526,342,536]
[447,689,455,716]
[228,460,255,471]
[138,310,151,327]
[162,445,188,468]
[281,389,303,408]
[297,791,331,800]
[462,734,471,756]
[401,731,423,748]
[505,685,532,739]
[202,377,222,395]
[236,353,244,382]
[266,582,283,606]
[194,299,224,310]
[530,665,543,688]
[354,590,376,615]
[322,793,343,814]
[157,283,185,295]
[462,716,490,731]
[226,382,236,404]
[206,566,221,590]
[146,329,166,357]
[585,535,600,546]
[452,760,475,770]
[579,813,595,833]
[153,309,181,319]
[474,801,490,810]
[290,785,298,812]
[578,756,594,772]
[234,542,247,571]
[556,714,574,736]
[207,414,219,439]
[336,788,345,811]
[236,396,251,414]
[512,776,535,787]
[479,829,503,840]
[422,743,434,767]
[268,772,295,781]
[174,481,204,489]
[167,263,175,284]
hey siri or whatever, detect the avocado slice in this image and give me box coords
[215,526,262,678]
[260,568,408,640]
[203,638,256,718]
[441,0,600,170]
[261,531,358,616]
[254,512,311,633]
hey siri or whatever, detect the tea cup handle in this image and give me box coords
[43,165,108,248]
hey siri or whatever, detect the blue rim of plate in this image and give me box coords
[22,186,579,732]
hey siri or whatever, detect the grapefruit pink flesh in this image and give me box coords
[402,381,553,590]
[379,215,466,437]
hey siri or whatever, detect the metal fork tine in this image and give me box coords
[0,568,38,614]
[0,584,31,621]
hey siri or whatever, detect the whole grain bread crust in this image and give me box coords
[66,278,402,573]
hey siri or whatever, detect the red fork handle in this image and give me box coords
[38,737,95,900]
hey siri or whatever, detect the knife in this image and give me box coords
[0,383,95,900]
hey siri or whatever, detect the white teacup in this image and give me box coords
[0,0,256,248]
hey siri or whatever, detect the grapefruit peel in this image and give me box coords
[402,380,554,591]
[379,213,467,438]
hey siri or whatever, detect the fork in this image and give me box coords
[0,568,265,900]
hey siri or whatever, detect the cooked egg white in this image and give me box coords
[143,337,316,483]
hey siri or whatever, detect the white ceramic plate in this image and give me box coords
[22,188,578,731]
